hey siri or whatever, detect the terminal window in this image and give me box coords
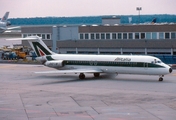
[106,33,110,39]
[123,33,127,39]
[96,33,100,39]
[46,34,51,39]
[23,34,27,38]
[37,34,41,37]
[159,32,164,39]
[101,33,105,39]
[135,33,139,39]
[129,33,133,39]
[152,32,157,39]
[141,33,145,39]
[85,33,89,39]
[91,33,95,39]
[171,32,176,39]
[146,32,151,39]
[80,34,84,39]
[165,33,170,39]
[118,33,122,39]
[42,34,45,39]
[112,33,117,39]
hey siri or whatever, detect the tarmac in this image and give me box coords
[0,63,176,120]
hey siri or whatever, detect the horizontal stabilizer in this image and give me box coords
[7,26,21,30]
[6,36,40,41]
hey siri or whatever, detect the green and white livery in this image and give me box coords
[7,36,172,81]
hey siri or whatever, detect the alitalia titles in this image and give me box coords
[114,57,131,62]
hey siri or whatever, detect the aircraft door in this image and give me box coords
[144,63,148,69]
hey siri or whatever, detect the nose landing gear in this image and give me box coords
[159,77,163,81]
[159,75,164,81]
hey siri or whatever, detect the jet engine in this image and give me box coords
[35,56,47,64]
[44,60,64,68]
[6,21,11,26]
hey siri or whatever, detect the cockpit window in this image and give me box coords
[151,60,162,64]
[157,61,161,63]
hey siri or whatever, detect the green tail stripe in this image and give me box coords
[32,42,51,56]
[46,56,55,61]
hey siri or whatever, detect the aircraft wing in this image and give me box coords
[35,68,103,74]
[4,26,21,33]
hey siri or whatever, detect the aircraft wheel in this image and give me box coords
[94,73,100,77]
[79,73,85,79]
[159,77,163,81]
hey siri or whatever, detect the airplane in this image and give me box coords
[0,12,21,33]
[7,36,172,81]
[0,12,11,33]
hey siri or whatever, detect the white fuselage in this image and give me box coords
[45,54,171,76]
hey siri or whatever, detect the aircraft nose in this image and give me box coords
[169,68,172,73]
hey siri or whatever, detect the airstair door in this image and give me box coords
[144,63,148,69]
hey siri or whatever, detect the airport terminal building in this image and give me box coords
[20,17,176,63]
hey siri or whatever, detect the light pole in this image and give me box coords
[136,7,142,24]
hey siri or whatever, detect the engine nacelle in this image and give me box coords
[6,21,11,26]
[35,56,46,64]
[44,60,64,68]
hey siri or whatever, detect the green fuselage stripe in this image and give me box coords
[64,60,164,68]
[46,56,164,68]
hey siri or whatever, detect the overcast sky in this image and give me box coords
[1,0,176,18]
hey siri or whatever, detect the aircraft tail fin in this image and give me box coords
[7,36,55,57]
[1,12,9,22]
[151,18,157,24]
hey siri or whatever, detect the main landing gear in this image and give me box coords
[79,73,100,79]
[79,73,85,79]
[159,75,164,81]
[94,73,100,77]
